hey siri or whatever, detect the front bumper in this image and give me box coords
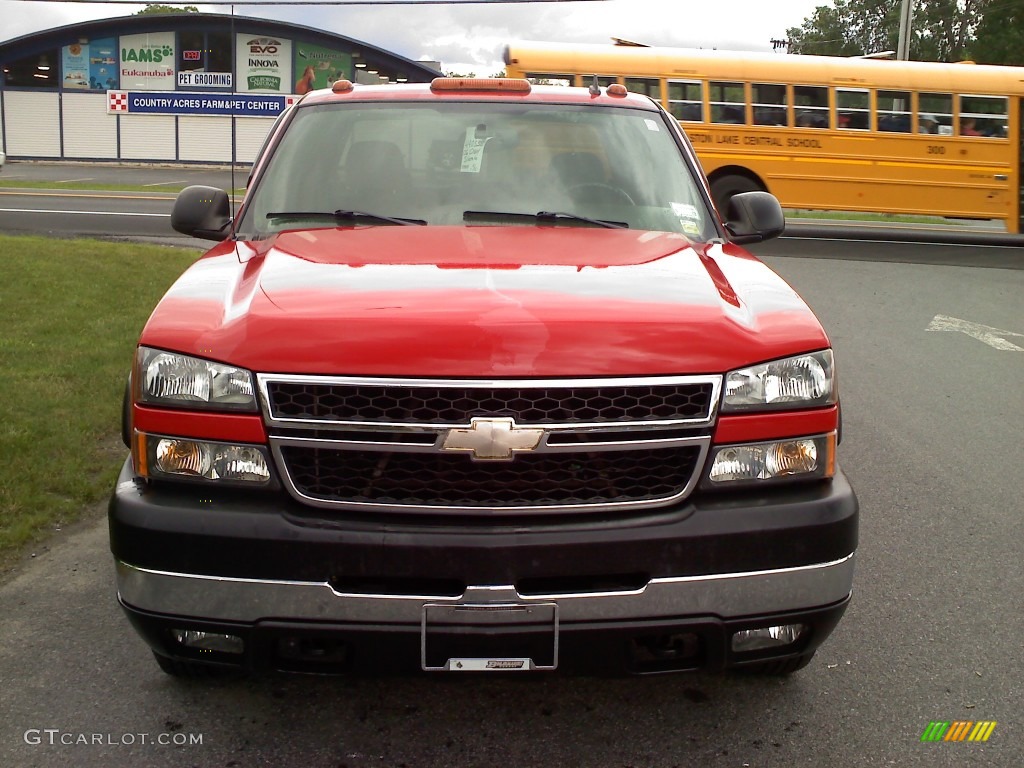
[109,458,857,673]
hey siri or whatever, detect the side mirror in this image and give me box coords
[723,191,785,244]
[171,185,232,241]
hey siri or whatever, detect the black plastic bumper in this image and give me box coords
[109,458,857,674]
[109,458,857,588]
[123,597,851,675]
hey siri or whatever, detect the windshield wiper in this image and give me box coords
[464,210,628,229]
[266,210,426,226]
[536,211,628,229]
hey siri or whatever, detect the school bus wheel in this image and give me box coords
[710,173,764,216]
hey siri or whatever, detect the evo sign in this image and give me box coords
[107,90,295,117]
[236,33,292,93]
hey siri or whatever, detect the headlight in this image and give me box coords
[135,432,273,486]
[722,350,835,412]
[136,347,256,411]
[705,433,835,486]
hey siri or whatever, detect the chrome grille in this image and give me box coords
[281,445,703,510]
[262,376,716,427]
[259,375,720,514]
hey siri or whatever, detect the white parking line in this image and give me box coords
[782,235,1020,250]
[0,207,168,217]
[142,180,187,187]
[54,178,96,183]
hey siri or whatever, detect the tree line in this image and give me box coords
[785,0,1022,65]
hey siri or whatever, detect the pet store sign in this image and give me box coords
[120,32,175,91]
[107,90,297,117]
[236,34,293,94]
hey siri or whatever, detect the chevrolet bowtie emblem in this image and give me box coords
[441,417,545,461]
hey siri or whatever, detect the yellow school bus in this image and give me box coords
[504,41,1023,233]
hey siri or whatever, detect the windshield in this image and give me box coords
[238,100,716,240]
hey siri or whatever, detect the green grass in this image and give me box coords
[0,179,247,196]
[0,235,199,559]
[784,209,971,226]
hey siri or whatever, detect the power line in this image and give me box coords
[13,0,608,5]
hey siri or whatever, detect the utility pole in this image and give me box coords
[896,0,915,60]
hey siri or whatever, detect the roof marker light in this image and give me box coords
[431,77,531,93]
[607,83,628,97]
[332,79,354,93]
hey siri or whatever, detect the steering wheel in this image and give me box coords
[567,183,636,205]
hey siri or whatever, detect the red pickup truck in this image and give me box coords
[110,77,857,677]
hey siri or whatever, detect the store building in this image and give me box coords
[0,13,443,164]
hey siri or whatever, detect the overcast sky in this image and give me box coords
[1,0,826,74]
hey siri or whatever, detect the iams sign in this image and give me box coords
[122,45,174,64]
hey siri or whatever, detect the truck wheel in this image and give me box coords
[736,651,816,676]
[710,174,762,216]
[152,652,229,679]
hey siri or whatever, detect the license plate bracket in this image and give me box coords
[421,602,558,671]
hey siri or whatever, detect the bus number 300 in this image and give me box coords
[927,145,947,155]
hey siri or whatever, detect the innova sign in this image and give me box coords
[236,34,292,93]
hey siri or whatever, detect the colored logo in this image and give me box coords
[122,45,174,64]
[921,721,996,742]
[247,37,282,55]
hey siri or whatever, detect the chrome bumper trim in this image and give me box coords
[117,553,854,625]
[256,373,723,431]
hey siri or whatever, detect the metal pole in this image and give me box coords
[897,0,915,60]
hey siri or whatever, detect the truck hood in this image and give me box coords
[140,226,828,376]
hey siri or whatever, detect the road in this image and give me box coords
[0,162,240,248]
[1,160,1022,263]
[0,160,240,190]
[1,166,1022,767]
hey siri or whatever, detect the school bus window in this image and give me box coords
[668,80,703,122]
[959,95,1008,138]
[502,41,1023,234]
[794,85,829,128]
[710,81,745,124]
[752,83,787,126]
[878,90,912,133]
[625,78,661,99]
[525,73,573,87]
[918,92,952,134]
[586,75,619,89]
[837,88,869,130]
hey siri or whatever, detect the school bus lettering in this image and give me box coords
[787,137,822,148]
